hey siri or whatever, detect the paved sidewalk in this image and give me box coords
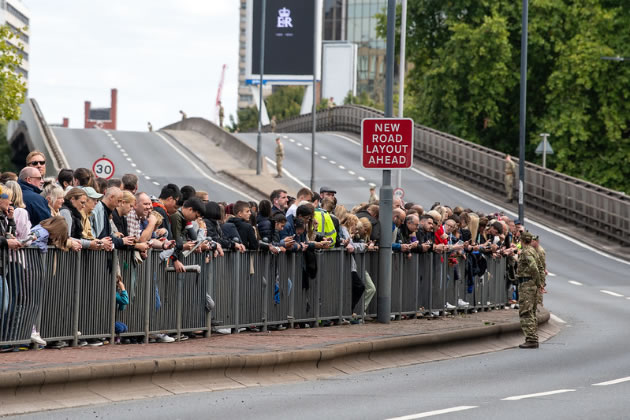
[2,308,533,373]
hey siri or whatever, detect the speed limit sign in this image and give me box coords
[92,157,115,179]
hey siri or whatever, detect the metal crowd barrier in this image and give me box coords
[259,105,630,246]
[0,247,509,347]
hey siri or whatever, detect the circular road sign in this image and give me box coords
[93,157,115,179]
[393,187,405,200]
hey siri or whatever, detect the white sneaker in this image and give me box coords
[431,311,440,317]
[88,340,103,347]
[457,299,470,308]
[216,328,232,335]
[30,332,47,346]
[156,334,175,343]
[445,302,456,310]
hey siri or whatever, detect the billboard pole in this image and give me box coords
[518,0,528,223]
[396,0,407,190]
[377,0,396,324]
[310,0,317,191]
[256,0,266,175]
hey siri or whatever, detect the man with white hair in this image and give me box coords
[18,166,51,226]
[92,187,133,249]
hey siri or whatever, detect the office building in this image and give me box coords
[0,0,31,85]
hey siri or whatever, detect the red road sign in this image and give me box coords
[361,118,414,169]
[92,157,115,179]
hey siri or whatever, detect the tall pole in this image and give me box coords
[310,0,317,191]
[396,0,407,190]
[540,133,549,169]
[377,0,396,324]
[256,0,266,175]
[518,0,528,224]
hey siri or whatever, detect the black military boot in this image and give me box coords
[519,341,539,349]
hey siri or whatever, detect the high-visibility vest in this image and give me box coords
[313,208,337,247]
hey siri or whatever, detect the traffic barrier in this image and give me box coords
[259,105,630,246]
[0,248,509,347]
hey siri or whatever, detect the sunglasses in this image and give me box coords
[28,160,46,166]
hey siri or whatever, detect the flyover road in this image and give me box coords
[19,131,630,419]
[52,127,256,202]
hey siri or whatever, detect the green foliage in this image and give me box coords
[266,86,304,120]
[233,106,259,132]
[377,1,630,192]
[0,24,27,122]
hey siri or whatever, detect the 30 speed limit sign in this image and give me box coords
[92,157,115,179]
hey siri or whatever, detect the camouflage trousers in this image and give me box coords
[518,279,539,342]
[505,174,514,201]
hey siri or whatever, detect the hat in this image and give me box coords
[521,231,533,241]
[82,186,103,199]
[0,185,8,200]
[533,235,539,241]
[514,219,522,225]
[319,186,336,194]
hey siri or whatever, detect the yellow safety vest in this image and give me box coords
[313,208,337,247]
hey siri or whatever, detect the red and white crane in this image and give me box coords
[214,64,227,125]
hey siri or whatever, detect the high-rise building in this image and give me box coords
[237,0,390,110]
[0,0,31,85]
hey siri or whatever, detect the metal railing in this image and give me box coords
[1,247,510,347]
[258,105,630,246]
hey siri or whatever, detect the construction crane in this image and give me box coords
[214,64,227,127]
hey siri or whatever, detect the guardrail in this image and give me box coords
[259,105,630,246]
[1,247,509,347]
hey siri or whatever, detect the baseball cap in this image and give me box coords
[82,186,103,199]
[319,186,336,194]
[514,219,522,225]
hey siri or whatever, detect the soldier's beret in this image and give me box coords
[521,231,533,241]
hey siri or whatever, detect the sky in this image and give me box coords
[26,0,240,131]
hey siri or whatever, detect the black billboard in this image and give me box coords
[250,0,317,79]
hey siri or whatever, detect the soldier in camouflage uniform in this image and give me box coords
[532,235,547,306]
[516,231,543,348]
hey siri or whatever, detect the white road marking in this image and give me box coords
[122,153,128,157]
[265,157,307,188]
[152,181,160,186]
[154,132,256,201]
[550,314,566,324]
[600,290,624,297]
[289,138,295,143]
[135,169,142,173]
[386,406,478,420]
[321,155,328,160]
[314,151,319,155]
[304,146,310,151]
[358,176,366,181]
[369,182,377,187]
[144,176,151,180]
[626,297,630,300]
[593,377,630,386]
[568,280,583,286]
[329,160,337,164]
[348,170,356,175]
[297,142,302,147]
[117,145,122,149]
[547,272,556,277]
[282,135,288,139]
[126,157,132,162]
[131,163,137,167]
[338,165,345,170]
[120,149,126,153]
[332,132,360,146]
[502,389,575,401]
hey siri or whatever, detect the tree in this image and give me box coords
[265,86,304,120]
[377,1,630,192]
[0,24,27,121]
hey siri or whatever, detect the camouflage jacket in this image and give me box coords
[516,245,541,285]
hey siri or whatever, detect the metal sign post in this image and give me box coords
[518,0,529,224]
[256,0,266,175]
[377,0,397,324]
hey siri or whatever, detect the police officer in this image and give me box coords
[516,231,543,348]
[504,155,516,203]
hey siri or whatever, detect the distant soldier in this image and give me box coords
[516,231,543,348]
[532,235,547,306]
[275,137,284,178]
[270,115,277,133]
[179,110,187,120]
[368,186,378,204]
[504,155,516,203]
[218,102,225,128]
[147,122,153,132]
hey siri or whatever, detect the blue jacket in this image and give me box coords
[18,179,51,226]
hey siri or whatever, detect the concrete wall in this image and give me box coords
[160,117,264,171]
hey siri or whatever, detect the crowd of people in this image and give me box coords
[1,149,547,350]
